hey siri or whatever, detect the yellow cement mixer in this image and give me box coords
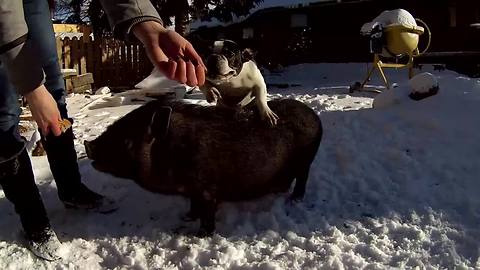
[352,18,431,91]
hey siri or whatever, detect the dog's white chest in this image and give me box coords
[215,61,262,93]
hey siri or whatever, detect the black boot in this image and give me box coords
[0,149,61,261]
[41,124,117,213]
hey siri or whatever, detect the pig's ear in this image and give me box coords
[147,106,172,139]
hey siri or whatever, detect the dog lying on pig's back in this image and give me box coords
[85,98,322,235]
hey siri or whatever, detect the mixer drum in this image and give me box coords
[382,24,424,56]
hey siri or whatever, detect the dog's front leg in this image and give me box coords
[253,83,279,126]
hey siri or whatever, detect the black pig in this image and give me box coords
[85,98,322,235]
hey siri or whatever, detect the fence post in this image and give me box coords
[63,37,74,91]
[80,36,87,75]
[56,37,63,68]
[86,36,94,78]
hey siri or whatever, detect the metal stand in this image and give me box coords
[360,51,416,90]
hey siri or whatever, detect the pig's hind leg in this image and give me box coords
[182,197,201,221]
[289,164,311,202]
[288,136,321,202]
[191,190,218,237]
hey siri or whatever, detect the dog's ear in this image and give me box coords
[242,48,255,62]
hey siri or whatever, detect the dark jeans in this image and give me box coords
[0,0,68,164]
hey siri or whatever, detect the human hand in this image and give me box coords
[24,85,62,137]
[132,21,206,87]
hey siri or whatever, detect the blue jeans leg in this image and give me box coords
[0,63,24,164]
[0,0,69,163]
[23,0,68,119]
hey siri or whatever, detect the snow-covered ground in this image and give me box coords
[1,63,479,269]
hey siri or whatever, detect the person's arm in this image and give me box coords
[99,0,163,41]
[0,1,62,136]
[0,1,45,95]
[99,0,206,87]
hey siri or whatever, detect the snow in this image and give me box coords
[372,72,440,108]
[409,72,439,94]
[25,130,41,155]
[94,86,111,95]
[1,63,480,269]
[360,9,417,35]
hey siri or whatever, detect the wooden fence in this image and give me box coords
[56,36,153,90]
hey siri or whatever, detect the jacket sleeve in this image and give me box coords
[99,0,164,41]
[0,1,45,95]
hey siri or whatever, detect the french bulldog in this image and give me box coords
[199,39,279,126]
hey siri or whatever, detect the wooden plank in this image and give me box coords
[108,39,115,86]
[114,40,120,83]
[85,36,94,75]
[80,37,87,74]
[63,38,73,92]
[132,43,138,81]
[64,37,71,69]
[61,69,78,77]
[101,39,108,87]
[139,47,153,84]
[71,37,79,73]
[120,42,126,83]
[126,43,132,74]
[89,39,96,86]
[94,39,102,87]
[71,73,94,87]
[72,84,92,94]
[105,39,111,86]
[56,38,63,68]
[53,24,82,33]
[139,47,146,80]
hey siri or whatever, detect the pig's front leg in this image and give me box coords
[183,197,201,222]
[194,191,218,237]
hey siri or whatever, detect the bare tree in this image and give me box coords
[86,0,264,37]
[53,0,91,23]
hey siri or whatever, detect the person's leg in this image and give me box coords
[0,62,25,164]
[0,63,60,261]
[22,0,66,117]
[22,0,115,211]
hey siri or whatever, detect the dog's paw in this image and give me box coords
[260,108,279,126]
